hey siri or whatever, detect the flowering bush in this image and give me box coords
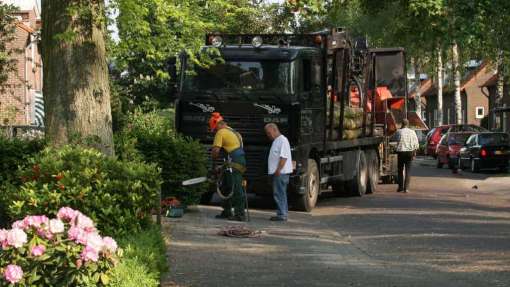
[2,145,161,236]
[0,207,119,286]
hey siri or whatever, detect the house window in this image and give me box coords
[475,107,484,119]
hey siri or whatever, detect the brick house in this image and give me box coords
[480,74,510,132]
[411,62,494,129]
[0,0,43,126]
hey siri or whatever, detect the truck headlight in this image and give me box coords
[252,36,263,48]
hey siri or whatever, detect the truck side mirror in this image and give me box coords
[178,51,188,94]
[167,57,177,84]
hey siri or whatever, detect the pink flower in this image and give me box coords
[75,213,95,231]
[67,226,88,245]
[57,207,77,222]
[86,233,104,251]
[102,237,118,253]
[11,220,28,230]
[80,246,99,262]
[0,229,7,242]
[26,215,49,228]
[31,244,46,256]
[36,228,54,240]
[49,219,65,234]
[3,264,23,284]
[6,228,27,248]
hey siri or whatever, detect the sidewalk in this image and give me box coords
[159,205,385,287]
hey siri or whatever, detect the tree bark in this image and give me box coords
[496,51,504,107]
[495,50,505,130]
[41,0,114,155]
[437,48,444,126]
[413,58,422,119]
[452,42,462,124]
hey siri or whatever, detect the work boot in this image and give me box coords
[270,216,287,222]
[228,215,246,222]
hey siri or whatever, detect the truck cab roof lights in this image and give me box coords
[205,33,333,48]
[210,36,223,47]
[252,36,263,48]
[278,38,289,47]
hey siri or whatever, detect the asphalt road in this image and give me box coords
[161,157,510,287]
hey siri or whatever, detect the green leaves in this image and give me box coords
[2,145,162,237]
[116,109,208,205]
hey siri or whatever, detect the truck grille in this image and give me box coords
[220,113,289,145]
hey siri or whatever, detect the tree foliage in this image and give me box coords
[110,0,272,108]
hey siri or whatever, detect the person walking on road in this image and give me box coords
[265,123,293,222]
[209,112,247,221]
[395,119,419,193]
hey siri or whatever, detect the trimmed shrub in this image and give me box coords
[117,109,207,205]
[0,137,45,227]
[0,137,45,184]
[0,208,120,286]
[2,145,161,237]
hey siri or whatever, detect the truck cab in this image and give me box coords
[176,43,324,203]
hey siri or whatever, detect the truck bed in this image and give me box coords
[325,136,383,150]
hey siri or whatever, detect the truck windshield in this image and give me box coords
[183,60,292,95]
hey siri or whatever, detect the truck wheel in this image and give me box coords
[295,159,319,212]
[346,151,368,197]
[366,149,379,194]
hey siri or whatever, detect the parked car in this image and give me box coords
[436,132,474,169]
[426,124,487,158]
[459,132,510,172]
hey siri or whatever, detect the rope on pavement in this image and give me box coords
[218,225,262,238]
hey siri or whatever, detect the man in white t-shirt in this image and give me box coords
[264,123,293,221]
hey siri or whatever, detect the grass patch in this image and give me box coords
[111,224,168,286]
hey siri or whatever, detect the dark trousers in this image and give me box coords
[220,169,245,217]
[397,151,414,191]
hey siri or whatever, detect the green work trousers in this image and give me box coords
[221,168,245,217]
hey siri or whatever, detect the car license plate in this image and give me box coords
[495,150,503,155]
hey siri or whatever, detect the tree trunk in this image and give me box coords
[413,58,422,119]
[437,48,444,126]
[41,0,114,155]
[495,51,505,130]
[496,51,504,107]
[452,42,462,124]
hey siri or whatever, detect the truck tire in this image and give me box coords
[295,159,319,212]
[345,151,368,196]
[366,149,379,194]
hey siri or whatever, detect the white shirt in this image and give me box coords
[268,135,293,175]
[396,127,419,152]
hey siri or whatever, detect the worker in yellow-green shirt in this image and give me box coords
[209,112,246,221]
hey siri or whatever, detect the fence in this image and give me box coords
[0,125,44,139]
